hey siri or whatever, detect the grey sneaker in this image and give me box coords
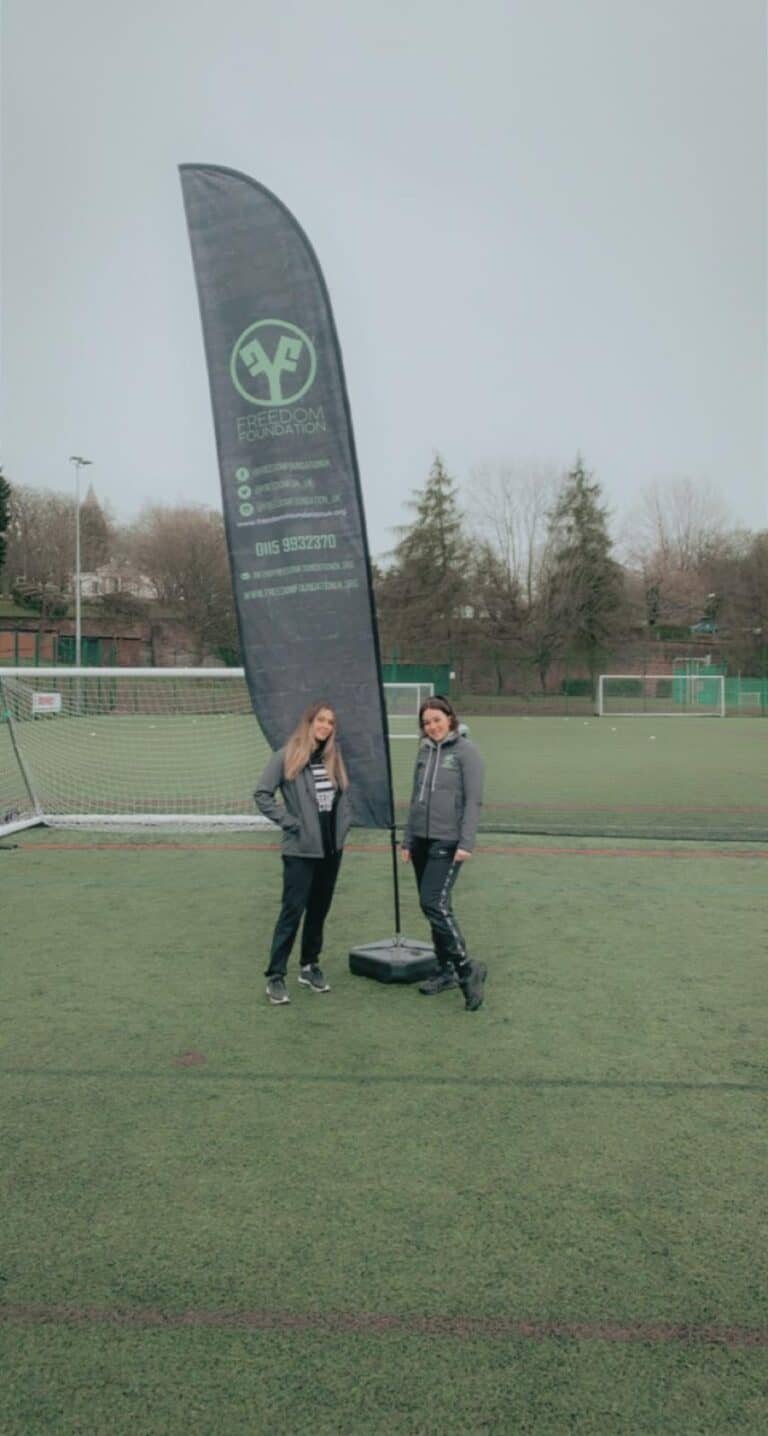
[298,965,331,993]
[266,976,290,1005]
[418,968,459,995]
[459,960,487,1011]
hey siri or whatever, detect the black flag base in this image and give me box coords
[348,938,439,985]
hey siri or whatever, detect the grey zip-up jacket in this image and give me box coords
[254,748,351,858]
[402,731,484,852]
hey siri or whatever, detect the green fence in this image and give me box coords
[381,662,452,693]
[726,678,767,712]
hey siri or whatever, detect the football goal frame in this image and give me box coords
[381,680,434,737]
[596,673,726,718]
[0,667,433,837]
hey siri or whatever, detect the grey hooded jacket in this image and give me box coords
[402,731,485,852]
[254,748,352,858]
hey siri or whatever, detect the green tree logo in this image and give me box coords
[230,319,317,406]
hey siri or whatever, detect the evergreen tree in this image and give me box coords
[545,455,625,679]
[377,455,472,666]
[0,468,10,589]
[79,484,112,571]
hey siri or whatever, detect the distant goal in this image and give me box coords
[383,681,434,737]
[596,673,726,718]
[0,668,434,836]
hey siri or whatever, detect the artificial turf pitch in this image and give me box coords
[2,824,766,1433]
[3,712,768,842]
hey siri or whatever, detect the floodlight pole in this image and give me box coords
[69,456,93,666]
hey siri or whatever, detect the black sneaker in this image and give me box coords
[459,960,487,1011]
[418,968,459,995]
[266,976,290,1005]
[298,965,331,993]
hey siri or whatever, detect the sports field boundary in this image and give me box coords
[6,839,768,859]
[1,1304,765,1348]
[3,1067,767,1094]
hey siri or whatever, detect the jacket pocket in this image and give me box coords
[430,790,459,837]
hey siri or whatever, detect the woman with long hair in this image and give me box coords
[255,701,350,1005]
[401,695,487,1010]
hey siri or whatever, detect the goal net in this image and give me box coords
[0,667,275,835]
[0,668,434,835]
[597,673,726,718]
[383,681,434,737]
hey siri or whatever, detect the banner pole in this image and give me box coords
[389,825,402,940]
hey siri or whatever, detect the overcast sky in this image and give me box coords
[2,0,766,559]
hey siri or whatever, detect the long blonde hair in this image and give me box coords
[283,702,349,788]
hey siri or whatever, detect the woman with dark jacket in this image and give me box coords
[255,702,351,1005]
[401,695,487,1010]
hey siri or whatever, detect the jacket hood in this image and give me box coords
[422,729,460,750]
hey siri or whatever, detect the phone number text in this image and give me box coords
[254,533,338,557]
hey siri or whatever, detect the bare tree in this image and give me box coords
[617,477,730,636]
[0,468,10,588]
[4,486,76,597]
[700,529,768,669]
[620,477,728,572]
[465,461,563,607]
[464,543,523,693]
[127,505,238,662]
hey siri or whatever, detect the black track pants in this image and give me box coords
[265,852,343,976]
[410,837,468,972]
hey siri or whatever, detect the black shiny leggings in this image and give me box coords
[410,836,468,972]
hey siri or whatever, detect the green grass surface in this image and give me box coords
[2,829,767,1432]
[2,711,768,839]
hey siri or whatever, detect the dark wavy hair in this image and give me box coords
[418,694,459,733]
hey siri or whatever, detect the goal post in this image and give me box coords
[0,667,276,836]
[382,680,434,738]
[0,668,433,835]
[596,673,726,718]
